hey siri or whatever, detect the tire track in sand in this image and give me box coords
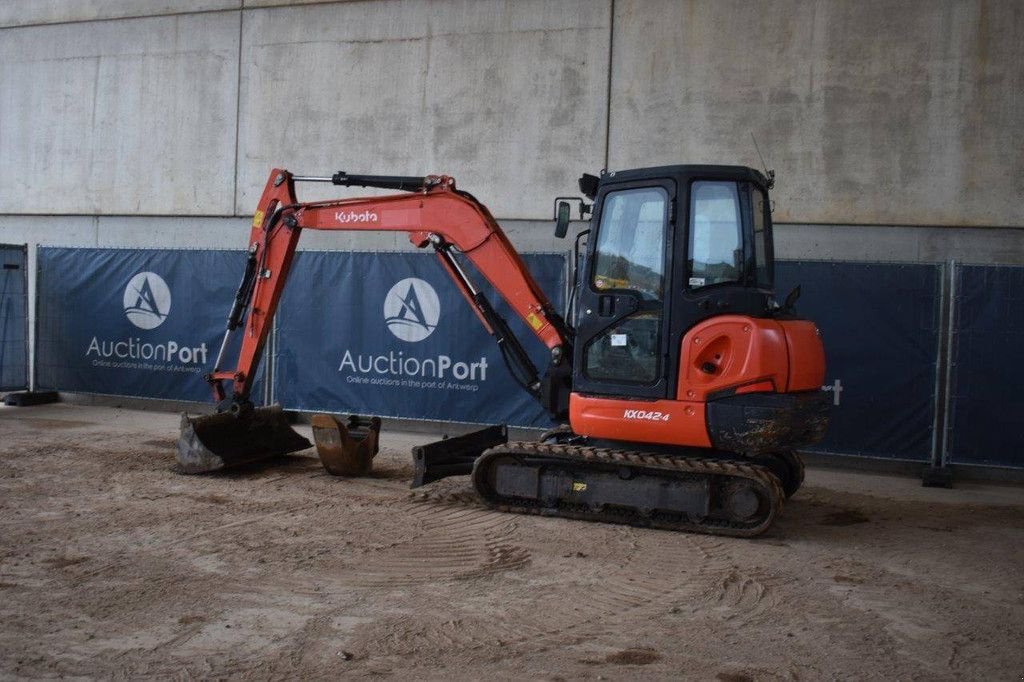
[257,496,531,596]
[346,494,747,658]
[339,501,531,587]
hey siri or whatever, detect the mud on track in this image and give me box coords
[2,404,1024,680]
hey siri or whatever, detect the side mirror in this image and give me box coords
[554,201,571,238]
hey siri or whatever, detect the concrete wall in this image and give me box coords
[1,0,1020,228]
[0,1,240,28]
[0,11,240,215]
[235,0,610,218]
[609,0,1024,228]
[0,0,610,221]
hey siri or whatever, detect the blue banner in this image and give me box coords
[0,244,28,391]
[37,247,987,465]
[36,248,263,402]
[274,252,566,428]
[775,261,942,461]
[947,265,1024,467]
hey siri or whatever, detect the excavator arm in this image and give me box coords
[207,168,572,416]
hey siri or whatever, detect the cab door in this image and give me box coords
[667,179,774,340]
[572,178,675,400]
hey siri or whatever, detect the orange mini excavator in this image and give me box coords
[177,166,828,537]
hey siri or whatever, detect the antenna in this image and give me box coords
[750,132,775,189]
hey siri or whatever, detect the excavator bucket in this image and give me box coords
[311,413,381,476]
[176,406,312,474]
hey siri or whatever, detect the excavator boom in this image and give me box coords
[210,170,570,405]
[179,169,572,474]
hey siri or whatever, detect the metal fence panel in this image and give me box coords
[36,247,263,402]
[946,264,1024,467]
[0,244,28,391]
[775,261,942,461]
[34,247,1023,467]
[274,251,566,428]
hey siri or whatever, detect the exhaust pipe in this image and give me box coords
[176,406,312,474]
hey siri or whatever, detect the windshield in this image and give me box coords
[592,187,667,300]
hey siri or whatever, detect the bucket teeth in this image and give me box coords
[311,413,381,476]
[176,406,311,474]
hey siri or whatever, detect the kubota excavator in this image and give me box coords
[177,165,829,537]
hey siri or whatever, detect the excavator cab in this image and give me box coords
[457,166,828,535]
[567,166,827,455]
[575,166,775,399]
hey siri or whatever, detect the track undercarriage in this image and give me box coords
[411,425,803,538]
[472,442,790,538]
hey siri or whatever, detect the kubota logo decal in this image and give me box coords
[623,409,670,422]
[384,278,440,342]
[123,272,171,330]
[335,210,379,224]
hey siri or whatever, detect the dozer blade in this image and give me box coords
[410,424,508,488]
[311,413,381,476]
[176,406,312,474]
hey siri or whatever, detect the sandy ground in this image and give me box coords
[1,404,1023,681]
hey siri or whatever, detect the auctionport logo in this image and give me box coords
[384,278,440,342]
[123,272,171,330]
[87,270,206,370]
[338,276,486,390]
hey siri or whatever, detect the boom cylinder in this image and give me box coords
[289,172,429,192]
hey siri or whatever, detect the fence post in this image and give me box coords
[922,259,956,487]
[0,244,29,392]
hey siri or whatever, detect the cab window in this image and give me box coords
[592,187,667,301]
[584,311,661,384]
[688,181,742,288]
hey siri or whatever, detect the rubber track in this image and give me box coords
[472,442,785,538]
